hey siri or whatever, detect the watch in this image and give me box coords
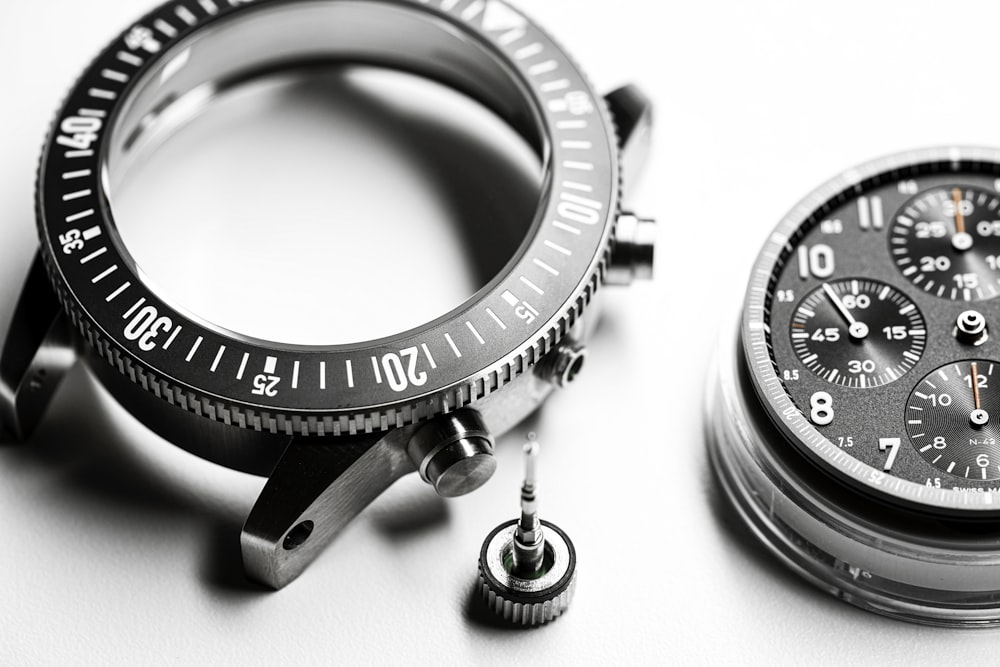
[709,146,1000,626]
[0,0,654,589]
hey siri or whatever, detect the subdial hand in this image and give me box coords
[970,361,990,427]
[952,187,974,251]
[822,283,869,341]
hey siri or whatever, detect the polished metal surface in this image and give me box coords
[0,255,76,441]
[22,0,654,589]
[406,409,495,498]
[606,213,656,286]
[511,441,544,575]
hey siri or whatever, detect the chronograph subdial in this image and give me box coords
[906,361,1000,481]
[789,279,926,388]
[889,185,1000,301]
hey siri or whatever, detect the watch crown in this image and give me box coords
[606,213,655,285]
[477,441,577,626]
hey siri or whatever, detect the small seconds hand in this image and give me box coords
[822,283,869,341]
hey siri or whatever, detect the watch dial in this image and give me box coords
[757,156,1000,501]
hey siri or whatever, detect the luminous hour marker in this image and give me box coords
[514,43,543,59]
[346,360,355,387]
[154,18,177,37]
[544,240,572,256]
[421,343,437,369]
[106,282,130,302]
[541,79,570,92]
[237,352,249,380]
[66,209,95,223]
[487,308,507,330]
[123,298,145,319]
[79,247,107,264]
[63,189,92,201]
[211,346,226,373]
[176,5,197,24]
[117,51,143,67]
[467,321,485,345]
[445,333,462,358]
[264,356,277,375]
[163,326,181,350]
[101,69,128,83]
[528,60,557,75]
[91,265,117,283]
[533,258,560,276]
[186,336,203,362]
[497,29,526,46]
[520,276,544,295]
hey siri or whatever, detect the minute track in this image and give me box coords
[36,0,622,436]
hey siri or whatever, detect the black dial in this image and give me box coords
[889,186,1000,301]
[790,279,925,388]
[906,360,1000,481]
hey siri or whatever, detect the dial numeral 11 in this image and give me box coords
[858,195,884,230]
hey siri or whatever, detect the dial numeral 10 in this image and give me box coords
[798,244,835,279]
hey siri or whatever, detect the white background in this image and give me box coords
[2,0,1000,664]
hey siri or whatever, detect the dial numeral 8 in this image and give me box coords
[809,391,834,426]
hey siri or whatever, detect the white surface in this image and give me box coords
[3,0,1000,664]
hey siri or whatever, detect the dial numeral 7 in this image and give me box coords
[879,437,901,471]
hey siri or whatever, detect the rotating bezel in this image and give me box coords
[36,0,619,435]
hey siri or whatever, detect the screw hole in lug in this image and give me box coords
[283,520,314,551]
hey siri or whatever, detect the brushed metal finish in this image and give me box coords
[242,427,416,589]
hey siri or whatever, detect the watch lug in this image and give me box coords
[604,84,653,205]
[0,252,76,441]
[241,429,416,589]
